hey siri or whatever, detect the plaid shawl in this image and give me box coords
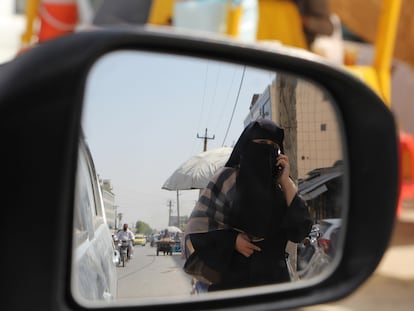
[185,167,236,235]
[183,167,237,284]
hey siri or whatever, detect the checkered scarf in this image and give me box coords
[183,167,237,284]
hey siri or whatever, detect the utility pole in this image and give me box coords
[117,212,123,229]
[197,128,215,151]
[167,200,173,226]
[176,190,180,228]
[114,205,119,230]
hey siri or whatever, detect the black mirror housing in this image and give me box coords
[1,28,399,310]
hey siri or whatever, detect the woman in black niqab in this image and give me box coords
[184,119,312,291]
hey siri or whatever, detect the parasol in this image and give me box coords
[166,226,183,233]
[162,146,233,191]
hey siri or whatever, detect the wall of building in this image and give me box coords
[247,74,343,179]
[295,79,342,178]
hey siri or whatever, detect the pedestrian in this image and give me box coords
[183,119,312,291]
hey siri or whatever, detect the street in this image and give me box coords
[116,243,193,299]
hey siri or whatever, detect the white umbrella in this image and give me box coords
[166,226,182,233]
[162,146,233,190]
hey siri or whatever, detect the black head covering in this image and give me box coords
[225,119,284,168]
[226,119,286,239]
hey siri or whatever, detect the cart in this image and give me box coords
[156,238,182,256]
[156,238,174,256]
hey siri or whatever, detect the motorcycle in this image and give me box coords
[297,226,331,279]
[118,240,130,267]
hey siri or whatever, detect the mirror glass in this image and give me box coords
[71,50,346,306]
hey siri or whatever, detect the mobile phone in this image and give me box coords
[275,149,283,177]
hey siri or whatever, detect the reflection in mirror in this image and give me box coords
[72,50,345,306]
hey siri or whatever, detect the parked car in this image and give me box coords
[3,26,398,310]
[71,138,118,301]
[134,234,147,246]
[317,218,342,257]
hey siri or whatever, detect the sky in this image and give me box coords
[83,50,276,230]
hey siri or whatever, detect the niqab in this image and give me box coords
[226,119,286,239]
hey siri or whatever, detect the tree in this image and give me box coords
[135,220,152,235]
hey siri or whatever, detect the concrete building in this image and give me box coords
[244,74,342,180]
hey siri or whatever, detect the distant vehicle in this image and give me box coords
[156,237,174,256]
[134,234,147,246]
[150,233,161,247]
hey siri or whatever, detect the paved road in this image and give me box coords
[116,243,193,299]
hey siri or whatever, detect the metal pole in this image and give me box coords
[176,190,180,228]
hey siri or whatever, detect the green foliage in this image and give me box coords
[135,220,152,235]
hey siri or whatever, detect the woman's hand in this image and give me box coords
[276,153,290,183]
[235,233,261,257]
[276,153,297,206]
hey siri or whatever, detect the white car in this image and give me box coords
[71,139,118,301]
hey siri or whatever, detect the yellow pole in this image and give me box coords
[373,0,402,107]
[20,0,41,46]
[148,0,176,25]
[226,2,242,37]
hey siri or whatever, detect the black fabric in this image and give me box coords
[93,0,153,25]
[225,119,284,168]
[226,119,286,239]
[189,230,238,274]
[185,188,312,291]
[230,141,283,239]
[190,217,300,291]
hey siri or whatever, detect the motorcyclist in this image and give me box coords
[117,223,134,259]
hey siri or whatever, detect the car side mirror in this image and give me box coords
[1,27,399,310]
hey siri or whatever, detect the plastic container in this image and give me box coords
[173,0,229,34]
[237,0,258,42]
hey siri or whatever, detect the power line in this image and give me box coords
[222,66,246,146]
[214,67,237,134]
[206,65,221,124]
[196,61,210,135]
